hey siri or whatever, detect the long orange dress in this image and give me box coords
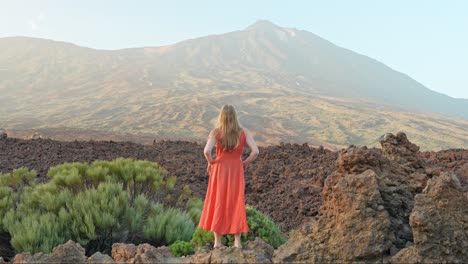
[198,130,249,235]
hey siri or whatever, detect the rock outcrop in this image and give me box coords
[380,132,424,170]
[421,148,468,196]
[12,240,86,264]
[392,173,468,263]
[273,167,394,263]
[187,237,274,264]
[273,134,426,263]
[111,243,174,263]
[10,242,176,264]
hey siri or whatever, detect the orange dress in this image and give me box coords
[198,130,249,235]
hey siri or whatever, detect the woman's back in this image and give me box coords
[215,129,246,160]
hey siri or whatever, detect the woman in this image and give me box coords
[198,104,259,249]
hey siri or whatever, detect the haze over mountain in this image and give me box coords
[0,20,467,150]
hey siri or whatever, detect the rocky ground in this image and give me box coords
[1,131,467,263]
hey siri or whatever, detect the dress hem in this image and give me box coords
[198,225,249,235]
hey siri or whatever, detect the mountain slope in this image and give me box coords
[0,21,467,150]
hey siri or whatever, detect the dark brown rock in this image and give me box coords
[336,145,383,174]
[273,169,394,263]
[380,132,424,170]
[392,173,468,263]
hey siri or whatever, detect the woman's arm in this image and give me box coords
[242,128,259,167]
[203,129,217,164]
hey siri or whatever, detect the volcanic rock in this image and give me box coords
[392,173,468,263]
[87,252,116,263]
[272,138,432,262]
[111,243,173,263]
[380,132,424,170]
[187,237,274,264]
[421,148,468,195]
[12,240,86,264]
[273,168,394,263]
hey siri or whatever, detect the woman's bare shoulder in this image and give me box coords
[208,128,219,138]
[242,127,252,136]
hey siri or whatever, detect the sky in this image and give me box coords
[1,0,467,99]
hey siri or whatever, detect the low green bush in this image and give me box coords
[0,159,195,255]
[190,227,214,248]
[186,197,203,225]
[243,206,286,248]
[168,240,194,257]
[0,168,38,233]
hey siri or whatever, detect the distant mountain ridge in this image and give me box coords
[0,20,467,150]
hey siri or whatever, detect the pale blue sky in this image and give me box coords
[1,0,467,99]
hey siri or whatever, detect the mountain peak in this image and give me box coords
[245,20,280,31]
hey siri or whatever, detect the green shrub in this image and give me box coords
[186,197,203,225]
[0,168,38,232]
[242,206,286,248]
[190,206,286,249]
[0,167,37,190]
[168,240,194,257]
[144,208,195,245]
[190,228,214,248]
[1,159,195,256]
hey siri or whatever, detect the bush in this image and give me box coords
[242,206,286,248]
[0,168,38,233]
[186,197,203,225]
[144,207,195,245]
[190,206,286,249]
[0,159,195,256]
[190,227,214,249]
[168,240,194,257]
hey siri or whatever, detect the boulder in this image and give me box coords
[111,243,137,262]
[134,244,173,263]
[392,173,468,263]
[273,141,433,263]
[12,252,55,264]
[87,252,116,264]
[111,242,174,263]
[380,132,424,170]
[13,240,86,264]
[273,168,394,263]
[336,145,382,174]
[338,145,416,248]
[50,240,87,263]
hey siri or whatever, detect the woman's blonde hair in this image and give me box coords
[214,105,242,151]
